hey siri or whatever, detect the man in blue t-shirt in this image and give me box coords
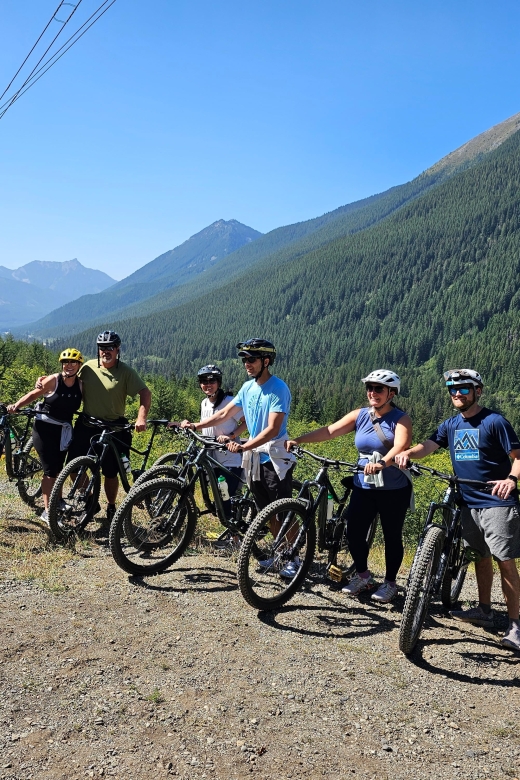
[181,339,295,512]
[395,369,520,653]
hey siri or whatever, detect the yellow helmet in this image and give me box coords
[59,348,84,364]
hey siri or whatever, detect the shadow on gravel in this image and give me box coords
[403,634,520,686]
[127,565,238,594]
[257,601,396,640]
[2,519,43,534]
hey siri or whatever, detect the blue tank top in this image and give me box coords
[354,406,409,490]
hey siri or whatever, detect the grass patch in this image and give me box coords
[146,688,165,705]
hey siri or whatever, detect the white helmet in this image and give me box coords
[443,368,483,389]
[362,369,400,394]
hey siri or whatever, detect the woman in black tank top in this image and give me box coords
[7,349,83,522]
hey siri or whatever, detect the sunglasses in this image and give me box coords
[61,360,79,365]
[365,384,385,393]
[448,386,472,396]
[99,345,117,352]
[242,356,260,364]
[200,378,217,384]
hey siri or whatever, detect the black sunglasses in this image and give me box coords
[242,356,261,364]
[99,345,117,351]
[365,384,385,393]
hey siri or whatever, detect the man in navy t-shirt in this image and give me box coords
[395,369,520,653]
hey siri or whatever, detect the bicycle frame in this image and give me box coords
[0,405,36,478]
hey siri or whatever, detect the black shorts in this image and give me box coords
[32,420,68,478]
[249,461,294,512]
[67,417,132,479]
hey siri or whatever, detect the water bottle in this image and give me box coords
[218,475,230,501]
[327,492,334,520]
[121,454,132,475]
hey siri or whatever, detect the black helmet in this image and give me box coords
[197,364,222,383]
[236,338,276,364]
[97,330,121,349]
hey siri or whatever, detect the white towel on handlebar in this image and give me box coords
[241,438,296,488]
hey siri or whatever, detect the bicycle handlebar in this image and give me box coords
[167,424,229,451]
[291,446,359,471]
[407,461,494,491]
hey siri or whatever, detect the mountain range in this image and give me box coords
[9,110,520,433]
[0,259,115,330]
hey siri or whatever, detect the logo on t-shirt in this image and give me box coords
[454,428,479,460]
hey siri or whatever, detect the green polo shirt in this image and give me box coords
[78,360,147,420]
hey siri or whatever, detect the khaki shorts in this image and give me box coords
[460,505,520,561]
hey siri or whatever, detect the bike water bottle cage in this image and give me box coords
[444,368,483,389]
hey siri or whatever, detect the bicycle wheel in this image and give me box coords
[109,477,197,576]
[152,451,188,471]
[131,464,185,491]
[48,456,101,541]
[237,498,316,611]
[328,513,378,580]
[440,530,468,608]
[399,526,445,654]
[15,436,44,507]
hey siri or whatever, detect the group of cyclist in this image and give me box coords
[4,331,520,653]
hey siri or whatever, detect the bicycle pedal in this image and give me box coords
[327,564,344,583]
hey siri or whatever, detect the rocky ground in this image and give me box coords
[1,483,519,780]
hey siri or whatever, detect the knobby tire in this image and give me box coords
[48,456,101,541]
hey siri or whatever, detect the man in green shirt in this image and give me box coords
[67,330,151,521]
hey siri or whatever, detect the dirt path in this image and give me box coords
[1,488,519,780]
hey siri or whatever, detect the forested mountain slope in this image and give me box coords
[66,125,520,434]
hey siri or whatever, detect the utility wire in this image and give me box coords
[1,0,84,116]
[0,0,117,120]
[0,1,66,103]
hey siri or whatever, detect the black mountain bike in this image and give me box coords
[237,448,371,611]
[108,426,260,576]
[47,416,169,541]
[0,403,43,507]
[399,462,493,654]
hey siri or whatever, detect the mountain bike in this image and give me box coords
[237,448,370,611]
[108,426,261,576]
[399,462,493,654]
[0,403,43,507]
[47,416,169,541]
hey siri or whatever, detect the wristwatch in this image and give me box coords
[507,474,518,485]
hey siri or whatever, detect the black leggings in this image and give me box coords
[345,484,412,582]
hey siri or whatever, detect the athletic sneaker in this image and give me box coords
[106,504,117,523]
[371,581,398,603]
[213,536,241,553]
[341,573,376,596]
[500,625,520,653]
[58,498,71,512]
[449,606,495,628]
[40,510,49,525]
[279,557,301,579]
[258,557,281,572]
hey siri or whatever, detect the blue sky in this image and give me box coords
[1,0,519,280]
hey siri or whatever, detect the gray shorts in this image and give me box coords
[460,504,520,561]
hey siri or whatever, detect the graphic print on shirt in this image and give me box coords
[454,428,479,460]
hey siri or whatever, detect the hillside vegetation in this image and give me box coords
[60,127,520,437]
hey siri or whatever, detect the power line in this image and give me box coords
[0,1,66,103]
[0,0,117,120]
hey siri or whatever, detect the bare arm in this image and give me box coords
[228,411,286,453]
[7,375,58,412]
[181,400,241,430]
[285,409,360,450]
[488,447,520,499]
[394,439,440,467]
[135,387,151,432]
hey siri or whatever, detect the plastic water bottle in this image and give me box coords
[121,454,132,475]
[327,492,334,520]
[218,475,230,501]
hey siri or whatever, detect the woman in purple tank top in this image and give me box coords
[286,369,412,604]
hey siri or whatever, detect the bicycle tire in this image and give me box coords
[399,526,445,654]
[329,513,378,579]
[440,531,468,608]
[131,463,184,491]
[152,452,188,469]
[237,498,316,611]
[109,477,197,576]
[15,436,44,507]
[48,456,101,541]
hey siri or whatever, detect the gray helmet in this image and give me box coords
[444,368,483,389]
[197,364,222,383]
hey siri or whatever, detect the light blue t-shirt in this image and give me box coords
[233,375,291,463]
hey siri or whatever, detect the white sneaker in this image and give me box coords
[279,557,301,579]
[371,581,398,603]
[341,573,375,596]
[40,510,49,525]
